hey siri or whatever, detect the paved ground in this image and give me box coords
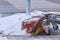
[2,35,60,40]
[1,29,60,40]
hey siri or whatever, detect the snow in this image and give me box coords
[31,10,45,17]
[0,13,31,35]
[0,10,45,35]
[45,12,60,15]
[0,10,60,36]
[0,36,8,40]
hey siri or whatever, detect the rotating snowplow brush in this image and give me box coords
[22,16,50,35]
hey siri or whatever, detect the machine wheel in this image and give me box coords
[53,25,58,30]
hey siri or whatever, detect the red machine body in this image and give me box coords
[22,16,44,33]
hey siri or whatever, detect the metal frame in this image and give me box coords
[26,0,31,15]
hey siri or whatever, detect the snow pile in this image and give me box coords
[0,10,45,35]
[31,10,45,17]
[0,13,32,35]
[0,37,8,40]
[0,10,60,35]
[45,12,60,15]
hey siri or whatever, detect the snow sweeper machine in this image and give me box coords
[22,0,60,36]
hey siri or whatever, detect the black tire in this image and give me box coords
[53,25,58,30]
